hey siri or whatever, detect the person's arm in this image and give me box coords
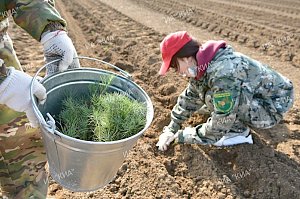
[6,0,80,75]
[203,76,242,137]
[167,80,205,133]
[6,0,66,41]
[157,80,205,151]
[0,59,47,127]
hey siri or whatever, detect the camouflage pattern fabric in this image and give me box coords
[0,0,66,41]
[0,4,61,196]
[0,114,48,199]
[0,19,21,76]
[167,45,294,143]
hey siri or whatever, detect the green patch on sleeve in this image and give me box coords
[213,92,234,113]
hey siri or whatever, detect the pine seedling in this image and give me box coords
[58,75,147,142]
[58,97,92,140]
[91,92,147,142]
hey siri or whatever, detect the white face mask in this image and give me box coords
[187,66,197,78]
[177,57,198,78]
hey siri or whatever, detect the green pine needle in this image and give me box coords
[58,76,147,142]
[91,92,147,142]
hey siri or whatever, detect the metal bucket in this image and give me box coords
[30,56,154,192]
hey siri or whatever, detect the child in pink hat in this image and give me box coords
[156,31,294,151]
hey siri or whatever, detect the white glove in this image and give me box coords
[41,30,80,76]
[0,67,47,127]
[156,126,177,151]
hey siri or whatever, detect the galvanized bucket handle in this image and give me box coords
[30,56,132,133]
[76,56,132,79]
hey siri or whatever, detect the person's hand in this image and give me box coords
[156,126,177,151]
[176,126,205,144]
[0,67,46,127]
[41,30,80,76]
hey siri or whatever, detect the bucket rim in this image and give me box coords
[35,67,154,145]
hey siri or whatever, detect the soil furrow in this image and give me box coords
[130,0,300,67]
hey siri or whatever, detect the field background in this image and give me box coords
[7,0,300,198]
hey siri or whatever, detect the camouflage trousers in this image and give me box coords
[203,86,293,143]
[0,18,48,199]
[239,82,293,130]
[0,109,48,199]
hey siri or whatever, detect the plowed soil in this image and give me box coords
[6,0,300,198]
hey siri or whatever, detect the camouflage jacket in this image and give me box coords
[168,45,294,135]
[0,0,66,84]
[0,0,66,41]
